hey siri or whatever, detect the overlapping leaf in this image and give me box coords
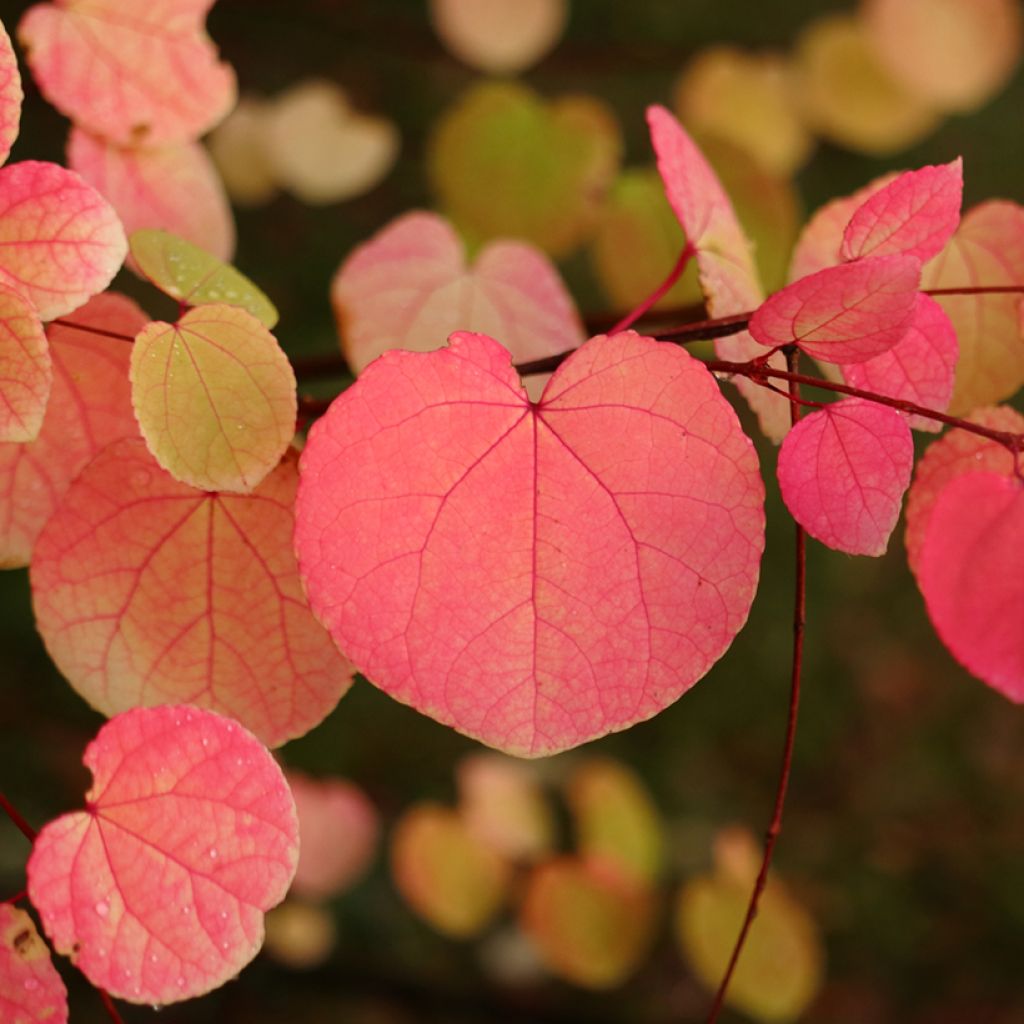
[27,705,299,1005]
[295,330,764,756]
[0,292,144,568]
[130,304,296,494]
[777,398,914,556]
[0,17,22,166]
[0,904,68,1024]
[332,211,583,382]
[0,283,50,443]
[31,440,353,746]
[0,161,126,320]
[68,128,235,262]
[18,0,235,145]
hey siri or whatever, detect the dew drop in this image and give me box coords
[219,911,228,921]
[23,977,39,992]
[201,737,209,747]
[150,953,158,964]
[181,905,191,915]
[94,900,109,917]
[176,976,185,988]
[208,847,218,860]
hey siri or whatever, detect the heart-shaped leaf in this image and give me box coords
[0,161,126,320]
[750,254,921,364]
[295,330,765,756]
[0,17,22,167]
[207,97,278,207]
[130,229,278,328]
[68,128,235,263]
[31,439,353,746]
[18,0,235,145]
[0,291,144,568]
[918,471,1024,701]
[27,705,299,1005]
[0,904,68,1024]
[429,80,621,257]
[131,304,296,494]
[777,398,914,556]
[332,211,583,381]
[0,282,50,443]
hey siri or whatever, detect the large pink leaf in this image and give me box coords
[18,0,235,145]
[646,104,788,441]
[750,254,920,364]
[843,294,957,432]
[27,705,299,1005]
[0,904,69,1024]
[0,161,127,320]
[68,127,235,263]
[0,17,23,166]
[331,211,583,383]
[295,330,765,756]
[840,160,963,263]
[0,283,50,443]
[918,472,1024,701]
[0,292,144,568]
[31,439,353,746]
[777,398,913,556]
[903,406,1024,576]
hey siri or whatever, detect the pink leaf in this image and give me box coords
[0,18,23,167]
[903,406,1024,577]
[749,254,921,364]
[0,283,50,443]
[31,439,354,747]
[287,771,379,901]
[843,293,958,432]
[646,104,788,441]
[777,398,913,555]
[841,160,963,263]
[918,472,1024,701]
[0,292,144,568]
[68,127,235,264]
[26,705,299,1005]
[331,211,583,394]
[0,904,68,1024]
[294,330,765,756]
[18,0,235,146]
[0,161,127,320]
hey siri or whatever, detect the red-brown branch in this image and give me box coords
[0,792,37,843]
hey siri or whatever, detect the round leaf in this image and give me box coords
[27,705,299,1005]
[0,282,50,443]
[0,17,23,167]
[0,904,68,1024]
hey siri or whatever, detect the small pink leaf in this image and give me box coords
[646,104,788,441]
[0,292,144,568]
[27,705,299,1005]
[0,17,23,166]
[332,211,583,386]
[843,294,958,432]
[918,472,1024,701]
[777,398,913,556]
[841,160,963,263]
[18,0,235,146]
[903,406,1024,577]
[68,127,235,264]
[0,283,50,442]
[750,254,920,364]
[31,439,353,746]
[295,330,765,756]
[0,161,127,320]
[0,904,69,1024]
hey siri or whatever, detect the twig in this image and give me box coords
[50,319,135,342]
[0,793,37,842]
[608,244,697,334]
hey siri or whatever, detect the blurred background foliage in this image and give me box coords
[2,0,1024,1021]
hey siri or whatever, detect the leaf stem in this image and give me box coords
[607,243,697,334]
[49,319,135,343]
[4,890,27,905]
[98,989,125,1024]
[705,347,807,1023]
[0,792,37,842]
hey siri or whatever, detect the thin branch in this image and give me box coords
[0,793,37,843]
[4,890,27,905]
[50,319,135,343]
[706,347,808,1023]
[608,243,697,334]
[924,285,1024,297]
[98,989,125,1024]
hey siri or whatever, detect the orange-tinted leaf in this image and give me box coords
[520,858,654,989]
[18,0,235,145]
[31,439,353,747]
[131,304,296,493]
[68,127,234,263]
[0,292,144,568]
[0,17,22,166]
[27,705,299,1005]
[0,161,126,320]
[390,803,510,938]
[130,228,278,328]
[0,904,68,1024]
[0,283,50,443]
